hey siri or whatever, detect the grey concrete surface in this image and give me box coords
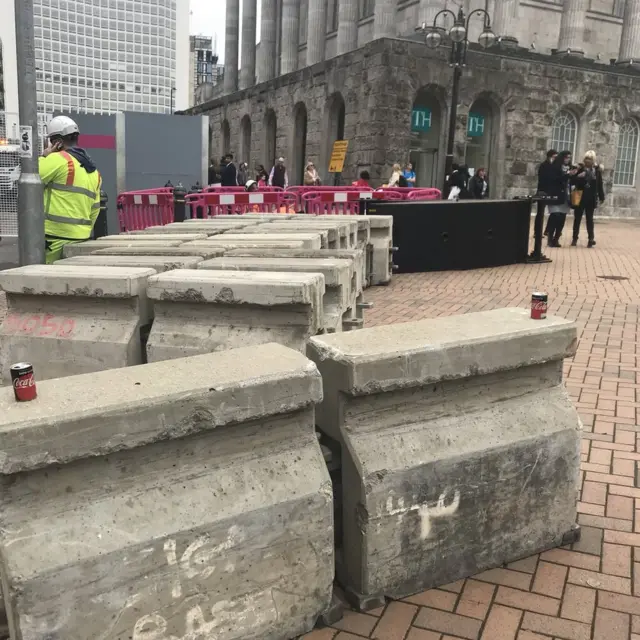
[198,256,354,332]
[366,215,393,285]
[228,226,332,249]
[135,220,260,233]
[99,233,208,242]
[0,345,334,639]
[91,245,227,259]
[146,269,325,361]
[183,239,308,250]
[307,308,581,603]
[272,218,358,248]
[63,239,186,257]
[0,265,155,383]
[220,232,323,250]
[57,254,204,273]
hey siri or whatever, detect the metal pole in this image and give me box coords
[443,58,462,194]
[15,0,45,265]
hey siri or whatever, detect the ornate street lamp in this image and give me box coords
[416,9,496,193]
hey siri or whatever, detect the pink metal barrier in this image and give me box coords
[406,188,442,200]
[117,192,175,231]
[301,190,373,215]
[373,189,403,200]
[203,186,284,193]
[185,191,298,216]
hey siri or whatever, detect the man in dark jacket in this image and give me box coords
[536,149,557,247]
[269,157,289,188]
[220,153,237,187]
[571,151,605,248]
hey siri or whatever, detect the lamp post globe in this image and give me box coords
[449,24,467,43]
[425,30,443,48]
[479,28,497,49]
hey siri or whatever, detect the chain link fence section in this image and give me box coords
[0,112,50,238]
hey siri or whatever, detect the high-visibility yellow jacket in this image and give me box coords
[39,150,102,240]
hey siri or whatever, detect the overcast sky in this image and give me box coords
[192,0,256,64]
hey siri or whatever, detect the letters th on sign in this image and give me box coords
[467,112,485,137]
[2,313,76,338]
[411,108,432,133]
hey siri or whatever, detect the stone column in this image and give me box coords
[281,0,301,74]
[223,0,240,92]
[618,0,640,64]
[337,0,358,55]
[492,0,519,47]
[240,0,257,88]
[258,0,277,82]
[307,0,328,65]
[374,0,396,39]
[555,0,587,56]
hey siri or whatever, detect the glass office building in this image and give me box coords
[32,0,189,114]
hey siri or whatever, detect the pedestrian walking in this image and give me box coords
[269,157,289,188]
[546,151,578,248]
[448,164,470,200]
[571,150,605,248]
[403,162,417,187]
[39,116,102,263]
[537,149,557,239]
[467,167,489,199]
[236,162,249,187]
[303,161,322,186]
[220,153,237,187]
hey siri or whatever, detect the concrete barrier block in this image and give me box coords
[230,226,332,249]
[290,215,367,247]
[183,239,307,250]
[99,233,207,242]
[0,344,333,639]
[198,256,354,333]
[221,232,323,250]
[146,269,325,360]
[366,215,393,285]
[249,222,345,249]
[185,214,297,220]
[134,220,260,234]
[57,255,203,272]
[62,239,185,258]
[307,308,581,604]
[0,265,155,382]
[92,245,227,259]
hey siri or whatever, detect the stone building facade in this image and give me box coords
[188,36,640,216]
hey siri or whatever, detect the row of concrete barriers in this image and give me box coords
[0,308,582,639]
[0,214,395,382]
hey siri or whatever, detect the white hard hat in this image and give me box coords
[47,115,79,139]
[245,179,257,190]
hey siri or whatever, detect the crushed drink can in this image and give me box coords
[10,362,37,402]
[531,292,548,320]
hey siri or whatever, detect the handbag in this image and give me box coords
[571,189,583,207]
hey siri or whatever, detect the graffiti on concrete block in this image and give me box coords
[383,489,461,540]
[2,312,76,337]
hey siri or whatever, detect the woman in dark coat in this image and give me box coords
[571,150,605,247]
[546,151,578,247]
[467,168,489,199]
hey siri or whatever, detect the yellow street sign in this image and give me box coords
[328,140,349,174]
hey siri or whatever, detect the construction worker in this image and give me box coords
[39,116,102,263]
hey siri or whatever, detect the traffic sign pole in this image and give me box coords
[15,0,45,265]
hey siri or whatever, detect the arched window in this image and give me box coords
[550,111,577,156]
[614,120,639,187]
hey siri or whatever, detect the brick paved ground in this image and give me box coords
[304,217,640,640]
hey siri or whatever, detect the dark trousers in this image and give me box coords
[573,204,595,241]
[547,211,567,241]
[535,201,546,242]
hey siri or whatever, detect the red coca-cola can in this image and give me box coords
[10,363,37,402]
[531,292,548,320]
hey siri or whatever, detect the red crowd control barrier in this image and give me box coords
[185,191,298,216]
[301,190,373,215]
[373,189,403,200]
[117,192,175,231]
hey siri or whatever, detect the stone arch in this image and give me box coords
[240,115,252,165]
[465,92,503,194]
[410,84,448,188]
[264,109,277,170]
[322,92,346,180]
[291,102,308,185]
[221,119,231,156]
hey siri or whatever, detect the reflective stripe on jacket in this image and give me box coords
[39,151,101,240]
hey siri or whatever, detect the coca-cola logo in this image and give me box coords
[14,376,35,389]
[531,301,547,311]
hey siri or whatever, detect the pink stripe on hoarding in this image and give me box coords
[78,134,116,150]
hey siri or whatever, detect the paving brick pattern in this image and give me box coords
[303,218,640,640]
